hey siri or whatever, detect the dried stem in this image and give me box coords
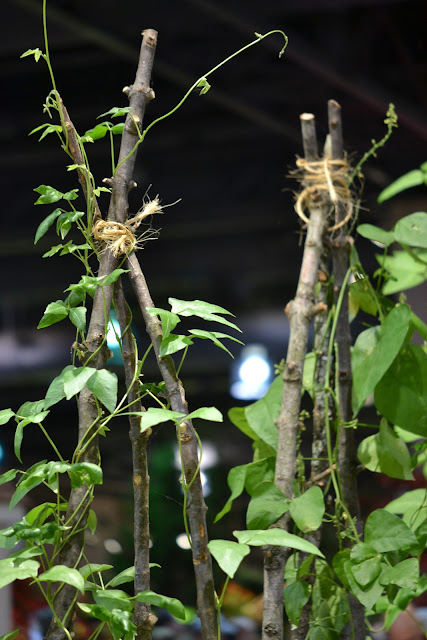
[262,113,328,640]
[327,99,365,639]
[58,97,102,226]
[45,30,157,640]
[126,252,217,640]
[114,280,153,640]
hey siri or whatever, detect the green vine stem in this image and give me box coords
[327,99,365,639]
[114,29,288,175]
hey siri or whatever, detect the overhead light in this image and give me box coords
[104,538,123,554]
[230,344,272,400]
[106,310,123,364]
[176,533,191,550]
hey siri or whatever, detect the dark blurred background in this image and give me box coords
[0,0,427,630]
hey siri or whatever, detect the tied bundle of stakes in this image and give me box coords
[93,196,163,256]
[293,154,354,232]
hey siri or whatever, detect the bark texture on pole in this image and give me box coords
[127,253,217,640]
[46,30,157,640]
[327,99,365,640]
[262,113,328,640]
[114,280,153,640]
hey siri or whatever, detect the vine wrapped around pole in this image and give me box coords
[46,30,157,640]
[262,113,329,640]
[327,98,365,640]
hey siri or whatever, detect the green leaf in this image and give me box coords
[357,224,395,247]
[208,540,250,578]
[393,212,427,249]
[357,420,414,480]
[0,630,20,640]
[378,250,427,295]
[87,509,97,535]
[21,47,44,61]
[215,457,275,522]
[16,400,45,420]
[351,557,382,587]
[55,211,84,239]
[37,301,69,329]
[374,344,427,437]
[378,169,425,203]
[38,566,84,594]
[0,559,40,588]
[159,334,193,357]
[0,469,18,487]
[245,375,282,450]
[112,123,125,136]
[228,406,259,441]
[138,408,185,433]
[284,581,311,626]
[94,588,132,612]
[44,365,75,409]
[215,465,247,522]
[69,306,87,331]
[14,420,27,463]
[101,269,129,287]
[186,407,223,422]
[33,185,64,205]
[107,566,135,588]
[188,329,244,358]
[62,189,79,202]
[351,304,411,415]
[34,208,63,244]
[79,564,113,580]
[87,369,118,413]
[385,489,427,515]
[246,481,289,529]
[83,123,111,141]
[63,367,97,399]
[0,409,15,425]
[98,107,131,119]
[196,77,211,95]
[289,486,325,533]
[379,558,419,589]
[233,529,324,557]
[136,590,186,620]
[344,560,384,610]
[68,463,103,488]
[169,298,241,332]
[348,278,379,317]
[365,509,418,552]
[146,308,180,340]
[9,461,48,510]
[66,275,100,297]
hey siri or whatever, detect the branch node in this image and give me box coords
[102,177,114,187]
[122,85,132,96]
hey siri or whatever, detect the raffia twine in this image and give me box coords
[93,197,163,256]
[294,156,354,231]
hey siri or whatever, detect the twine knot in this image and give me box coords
[93,196,163,256]
[294,157,354,231]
